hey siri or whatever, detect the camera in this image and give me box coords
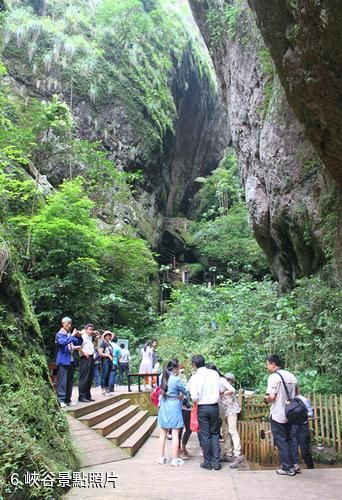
[183,398,191,409]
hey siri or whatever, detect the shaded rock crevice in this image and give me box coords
[189,0,340,289]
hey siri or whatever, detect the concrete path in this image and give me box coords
[65,425,342,500]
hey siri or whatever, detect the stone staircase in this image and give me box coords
[67,392,157,457]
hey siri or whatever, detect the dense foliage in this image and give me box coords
[189,150,268,280]
[0,235,77,499]
[0,64,158,355]
[3,0,216,155]
[10,179,157,354]
[155,275,342,394]
[0,2,341,497]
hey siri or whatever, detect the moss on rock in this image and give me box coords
[0,236,77,499]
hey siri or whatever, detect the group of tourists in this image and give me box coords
[55,317,131,407]
[55,316,314,474]
[156,353,314,475]
[156,355,243,469]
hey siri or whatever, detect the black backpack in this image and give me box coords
[277,371,308,425]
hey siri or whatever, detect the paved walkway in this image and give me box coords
[65,423,342,500]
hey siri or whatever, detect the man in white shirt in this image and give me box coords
[265,354,298,476]
[188,354,221,470]
[78,323,99,402]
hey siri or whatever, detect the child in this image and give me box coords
[290,393,314,471]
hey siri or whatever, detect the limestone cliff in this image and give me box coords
[248,0,342,185]
[189,0,341,289]
[2,0,226,248]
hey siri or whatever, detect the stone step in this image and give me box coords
[120,416,157,457]
[67,415,129,467]
[67,394,123,418]
[106,410,149,446]
[78,399,130,427]
[92,405,139,436]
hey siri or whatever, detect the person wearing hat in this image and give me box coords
[220,372,243,468]
[98,330,115,395]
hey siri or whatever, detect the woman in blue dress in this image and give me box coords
[158,359,188,466]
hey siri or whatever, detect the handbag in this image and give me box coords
[277,371,308,425]
[190,403,200,432]
[150,386,161,408]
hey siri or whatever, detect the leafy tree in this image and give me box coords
[189,149,268,280]
[154,277,342,394]
[11,179,157,353]
[191,204,268,280]
[191,149,242,220]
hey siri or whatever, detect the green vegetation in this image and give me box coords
[189,150,268,280]
[0,46,158,496]
[155,275,342,394]
[9,178,157,354]
[0,1,341,497]
[207,0,243,46]
[3,0,216,154]
[190,204,269,280]
[0,236,77,499]
[257,47,274,120]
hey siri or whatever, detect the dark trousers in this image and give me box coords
[78,356,95,400]
[101,359,112,389]
[179,409,192,447]
[290,423,314,468]
[93,363,101,386]
[118,363,130,384]
[108,365,118,390]
[57,364,74,403]
[198,403,220,467]
[271,418,294,471]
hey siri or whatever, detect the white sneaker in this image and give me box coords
[171,458,185,466]
[67,401,77,406]
[59,402,67,408]
[158,457,168,464]
[101,390,106,395]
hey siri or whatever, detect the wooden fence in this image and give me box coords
[238,393,342,465]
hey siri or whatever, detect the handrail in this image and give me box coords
[127,372,161,393]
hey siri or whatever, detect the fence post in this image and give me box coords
[238,389,245,419]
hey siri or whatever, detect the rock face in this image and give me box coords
[3,1,226,248]
[189,0,341,289]
[167,47,227,217]
[0,232,77,496]
[248,0,342,185]
[68,46,226,220]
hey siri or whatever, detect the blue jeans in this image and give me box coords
[108,365,118,390]
[197,403,220,467]
[101,359,113,389]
